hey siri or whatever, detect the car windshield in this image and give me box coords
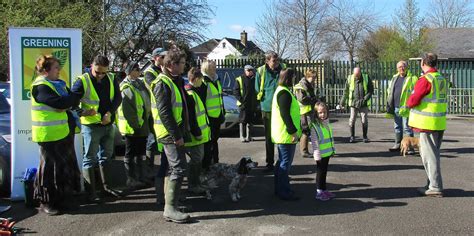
[0,93,9,113]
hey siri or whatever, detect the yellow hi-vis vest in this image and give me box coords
[31,77,69,142]
[293,82,312,115]
[235,76,244,106]
[271,86,302,144]
[117,80,145,135]
[185,89,211,147]
[310,121,335,158]
[144,65,160,87]
[151,74,183,139]
[76,73,115,124]
[386,70,418,118]
[204,79,223,118]
[256,63,287,101]
[347,73,371,107]
[408,72,447,131]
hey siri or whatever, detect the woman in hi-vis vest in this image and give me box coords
[271,68,302,201]
[30,55,93,215]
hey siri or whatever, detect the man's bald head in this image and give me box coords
[353,67,361,79]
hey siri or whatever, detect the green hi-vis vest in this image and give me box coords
[31,77,69,142]
[203,79,223,118]
[144,65,160,87]
[151,74,183,139]
[76,73,115,124]
[293,82,312,115]
[256,63,287,101]
[347,73,371,107]
[387,71,418,117]
[185,89,211,147]
[117,81,145,135]
[271,86,302,144]
[408,72,447,131]
[310,121,335,158]
[235,76,243,106]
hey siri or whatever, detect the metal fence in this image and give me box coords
[207,59,474,115]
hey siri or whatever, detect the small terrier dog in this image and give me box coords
[400,137,419,157]
[200,156,258,202]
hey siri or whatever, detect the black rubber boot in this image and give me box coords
[389,133,403,152]
[99,165,123,197]
[362,124,369,143]
[83,167,101,203]
[349,126,355,143]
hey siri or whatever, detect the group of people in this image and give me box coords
[30,48,447,223]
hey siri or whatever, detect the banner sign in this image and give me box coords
[8,28,82,200]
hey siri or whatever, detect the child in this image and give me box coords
[310,102,336,201]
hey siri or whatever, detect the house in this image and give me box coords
[425,28,474,59]
[190,31,264,60]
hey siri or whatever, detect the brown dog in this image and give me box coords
[400,137,419,157]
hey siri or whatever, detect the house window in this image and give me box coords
[222,42,226,48]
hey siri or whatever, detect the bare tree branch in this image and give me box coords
[427,0,474,28]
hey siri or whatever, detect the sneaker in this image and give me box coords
[40,203,60,216]
[324,190,336,198]
[407,149,415,155]
[419,188,443,197]
[315,191,330,201]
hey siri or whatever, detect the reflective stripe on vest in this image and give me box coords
[151,74,183,139]
[348,73,371,107]
[256,63,287,101]
[293,83,312,115]
[204,79,223,118]
[270,86,302,144]
[408,72,447,130]
[185,89,211,147]
[77,73,115,124]
[235,76,243,106]
[31,77,69,142]
[310,122,335,158]
[117,81,145,135]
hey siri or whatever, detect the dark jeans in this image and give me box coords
[274,144,296,199]
[262,111,274,166]
[316,156,331,190]
[203,118,221,170]
[162,143,187,181]
[125,136,147,158]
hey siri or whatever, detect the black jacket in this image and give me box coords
[144,63,162,86]
[185,84,203,138]
[152,72,190,144]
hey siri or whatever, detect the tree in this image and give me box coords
[358,27,409,61]
[255,0,294,59]
[280,0,330,60]
[325,0,378,63]
[392,0,423,45]
[427,0,474,28]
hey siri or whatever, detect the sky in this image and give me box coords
[205,0,434,42]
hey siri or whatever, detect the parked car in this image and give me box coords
[0,92,11,196]
[0,82,11,105]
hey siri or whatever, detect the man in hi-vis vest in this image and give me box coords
[233,64,257,142]
[151,49,191,223]
[255,51,287,172]
[338,67,374,143]
[72,55,123,202]
[386,61,418,153]
[407,53,447,198]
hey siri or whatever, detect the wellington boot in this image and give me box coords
[99,165,123,197]
[389,133,403,152]
[163,178,191,223]
[155,176,165,205]
[83,167,101,203]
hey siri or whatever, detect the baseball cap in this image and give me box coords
[244,65,254,70]
[151,48,167,57]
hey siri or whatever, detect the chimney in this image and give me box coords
[240,30,247,47]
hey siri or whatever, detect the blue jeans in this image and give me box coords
[274,144,296,199]
[146,132,157,153]
[81,124,115,168]
[394,107,413,136]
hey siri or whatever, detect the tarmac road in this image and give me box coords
[3,116,474,235]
